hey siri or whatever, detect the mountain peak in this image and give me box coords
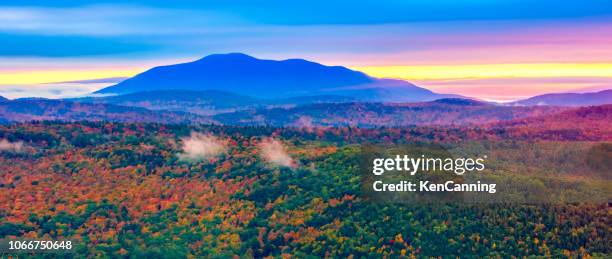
[195,52,257,63]
[94,53,448,102]
[95,53,375,97]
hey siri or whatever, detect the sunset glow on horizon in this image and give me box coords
[0,69,142,85]
[1,1,612,101]
[351,63,612,101]
[351,63,612,81]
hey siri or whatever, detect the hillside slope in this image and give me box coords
[72,90,359,115]
[492,104,612,140]
[513,89,612,106]
[214,98,567,127]
[0,99,211,124]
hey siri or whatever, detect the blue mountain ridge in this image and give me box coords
[95,53,456,102]
[513,89,612,106]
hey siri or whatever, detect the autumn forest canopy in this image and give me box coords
[2,0,612,257]
[0,108,610,257]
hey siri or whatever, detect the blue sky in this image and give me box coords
[1,1,612,100]
[2,1,612,58]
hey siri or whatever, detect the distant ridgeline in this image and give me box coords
[94,53,457,102]
[0,54,610,126]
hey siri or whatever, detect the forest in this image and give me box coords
[0,119,610,258]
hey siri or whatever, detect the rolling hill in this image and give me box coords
[72,90,359,115]
[1,96,570,127]
[72,90,257,115]
[214,98,567,127]
[513,89,612,106]
[492,104,612,140]
[0,98,211,124]
[95,53,455,102]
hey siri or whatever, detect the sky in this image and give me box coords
[1,1,612,101]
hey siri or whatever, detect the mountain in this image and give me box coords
[0,98,211,124]
[513,89,612,106]
[492,104,612,140]
[0,95,7,102]
[214,98,567,127]
[95,53,454,102]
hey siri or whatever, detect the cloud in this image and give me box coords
[82,93,119,98]
[293,116,314,128]
[177,132,227,162]
[0,33,155,57]
[1,2,611,27]
[48,77,129,84]
[258,138,296,168]
[0,5,165,36]
[0,83,103,99]
[0,77,128,99]
[0,5,242,36]
[0,139,24,153]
